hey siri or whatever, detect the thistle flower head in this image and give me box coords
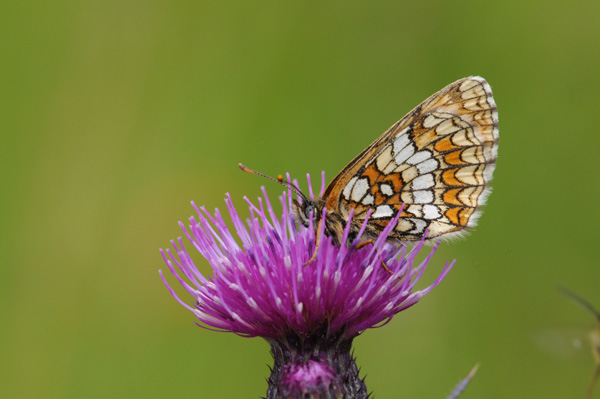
[160,172,454,398]
[160,173,452,339]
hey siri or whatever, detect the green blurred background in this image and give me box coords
[2,1,600,398]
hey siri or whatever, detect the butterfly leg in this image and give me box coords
[354,239,395,276]
[355,239,373,250]
[304,218,324,266]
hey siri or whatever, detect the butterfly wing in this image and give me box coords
[323,76,499,241]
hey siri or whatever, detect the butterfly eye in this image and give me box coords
[304,203,315,220]
[293,201,316,228]
[292,200,313,228]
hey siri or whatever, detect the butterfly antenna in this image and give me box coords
[238,163,309,203]
[558,286,600,323]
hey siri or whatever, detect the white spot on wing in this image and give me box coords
[394,144,415,165]
[416,158,439,174]
[380,183,394,196]
[392,128,411,155]
[409,218,428,234]
[414,190,434,204]
[412,173,435,190]
[407,150,431,165]
[372,205,394,219]
[351,178,369,202]
[423,204,441,219]
[362,194,374,205]
[342,176,358,200]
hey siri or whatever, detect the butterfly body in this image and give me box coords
[292,76,498,247]
[292,197,348,245]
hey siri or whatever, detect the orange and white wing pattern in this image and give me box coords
[323,76,499,241]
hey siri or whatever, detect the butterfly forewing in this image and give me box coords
[323,76,498,242]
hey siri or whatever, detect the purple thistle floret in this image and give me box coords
[160,173,454,399]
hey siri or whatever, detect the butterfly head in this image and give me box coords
[292,197,318,228]
[238,164,349,246]
[292,197,349,246]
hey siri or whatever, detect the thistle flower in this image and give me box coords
[160,173,454,399]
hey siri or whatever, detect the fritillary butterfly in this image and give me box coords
[241,76,499,257]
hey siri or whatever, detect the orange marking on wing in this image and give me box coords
[374,191,386,204]
[400,209,412,218]
[410,126,429,138]
[442,168,463,186]
[413,129,441,149]
[362,162,381,186]
[445,149,467,165]
[385,174,404,192]
[459,208,475,226]
[387,193,402,205]
[354,203,375,215]
[361,163,405,199]
[434,136,461,153]
[373,218,391,228]
[445,207,461,225]
[443,188,463,206]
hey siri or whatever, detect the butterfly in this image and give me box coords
[241,76,498,260]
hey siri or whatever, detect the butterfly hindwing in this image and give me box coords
[323,76,499,242]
